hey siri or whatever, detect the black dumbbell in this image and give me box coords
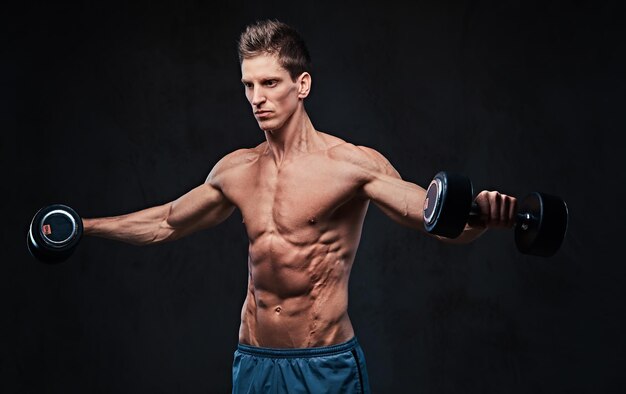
[422,171,568,257]
[27,204,83,263]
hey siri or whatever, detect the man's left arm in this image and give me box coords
[356,146,516,244]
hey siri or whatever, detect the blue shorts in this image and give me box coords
[232,337,371,393]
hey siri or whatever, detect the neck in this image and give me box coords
[263,106,325,165]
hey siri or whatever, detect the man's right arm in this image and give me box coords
[83,161,236,246]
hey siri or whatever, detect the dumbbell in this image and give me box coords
[422,171,568,257]
[27,204,83,263]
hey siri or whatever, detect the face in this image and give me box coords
[241,54,310,132]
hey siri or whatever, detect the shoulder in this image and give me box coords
[206,144,265,182]
[327,142,400,178]
[216,146,262,170]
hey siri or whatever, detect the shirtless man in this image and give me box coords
[82,20,516,393]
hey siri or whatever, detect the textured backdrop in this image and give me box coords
[2,1,625,393]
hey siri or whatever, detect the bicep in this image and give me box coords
[166,182,235,237]
[363,173,428,229]
[356,146,428,231]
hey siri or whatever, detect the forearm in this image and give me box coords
[83,204,175,246]
[437,223,487,244]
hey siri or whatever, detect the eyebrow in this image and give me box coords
[241,76,283,84]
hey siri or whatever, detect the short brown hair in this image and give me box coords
[238,19,312,80]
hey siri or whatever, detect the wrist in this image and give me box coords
[82,218,93,235]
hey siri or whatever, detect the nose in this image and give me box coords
[251,86,266,107]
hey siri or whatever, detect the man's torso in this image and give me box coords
[211,133,375,348]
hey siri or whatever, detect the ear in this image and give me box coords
[297,72,311,99]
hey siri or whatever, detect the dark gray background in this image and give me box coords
[2,1,625,393]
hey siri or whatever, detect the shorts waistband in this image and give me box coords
[237,337,359,358]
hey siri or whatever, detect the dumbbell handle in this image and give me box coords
[468,202,535,230]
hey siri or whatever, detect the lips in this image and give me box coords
[255,110,272,118]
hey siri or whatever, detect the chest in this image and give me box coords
[224,156,362,234]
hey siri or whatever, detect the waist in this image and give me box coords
[237,337,359,358]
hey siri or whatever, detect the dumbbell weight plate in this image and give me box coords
[27,230,75,262]
[27,204,83,263]
[423,171,474,238]
[514,192,568,257]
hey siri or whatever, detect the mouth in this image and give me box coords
[254,110,272,119]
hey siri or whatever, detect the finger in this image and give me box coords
[500,194,511,227]
[490,192,501,226]
[477,192,490,224]
[509,197,517,227]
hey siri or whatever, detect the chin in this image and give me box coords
[258,119,283,132]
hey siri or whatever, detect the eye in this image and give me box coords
[242,82,253,88]
[264,80,277,87]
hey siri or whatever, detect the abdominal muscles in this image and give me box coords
[238,226,356,348]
